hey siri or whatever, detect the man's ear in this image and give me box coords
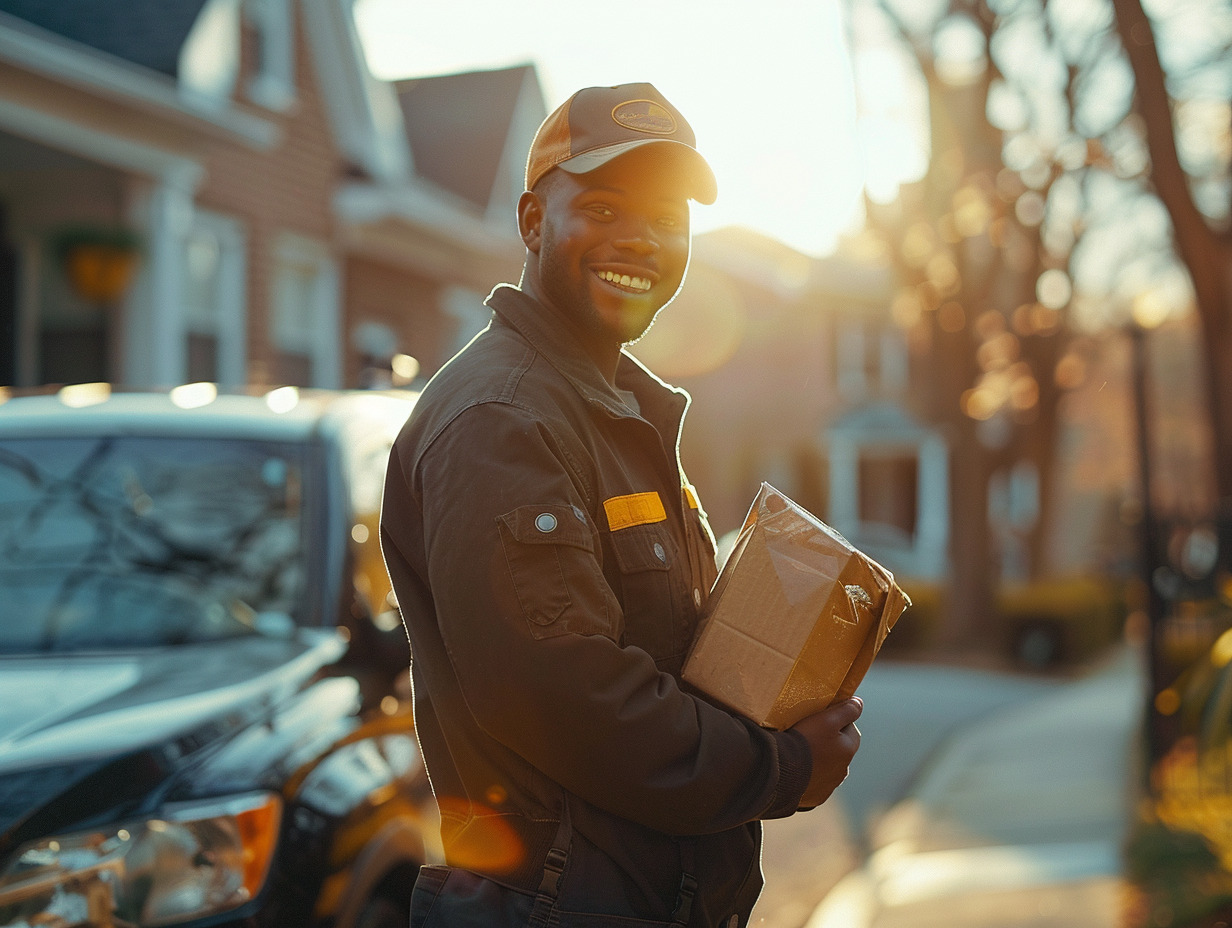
[517,190,543,253]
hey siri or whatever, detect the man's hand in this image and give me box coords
[790,696,863,808]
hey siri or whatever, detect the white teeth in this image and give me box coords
[597,270,651,291]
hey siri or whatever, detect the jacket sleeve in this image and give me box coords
[398,402,811,834]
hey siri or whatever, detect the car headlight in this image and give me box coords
[0,791,281,927]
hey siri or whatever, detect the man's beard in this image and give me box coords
[537,247,664,348]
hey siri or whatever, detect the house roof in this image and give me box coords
[694,225,893,302]
[394,64,538,212]
[827,401,936,442]
[0,0,208,76]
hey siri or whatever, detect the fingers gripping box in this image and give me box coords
[683,483,910,730]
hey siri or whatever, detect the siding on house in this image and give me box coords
[341,255,451,385]
[196,19,339,381]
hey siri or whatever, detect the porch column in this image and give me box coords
[916,434,950,578]
[828,436,860,532]
[123,169,196,387]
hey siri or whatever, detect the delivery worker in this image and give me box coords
[380,82,863,928]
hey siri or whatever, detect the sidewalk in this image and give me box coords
[899,643,1142,849]
[800,644,1145,927]
[749,645,1143,926]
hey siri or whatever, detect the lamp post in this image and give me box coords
[1128,319,1171,768]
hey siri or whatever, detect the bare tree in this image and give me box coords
[1109,0,1232,513]
[849,0,1114,650]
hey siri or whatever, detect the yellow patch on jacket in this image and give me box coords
[604,492,666,530]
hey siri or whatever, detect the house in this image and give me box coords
[0,0,543,392]
[641,226,1140,662]
[634,224,947,570]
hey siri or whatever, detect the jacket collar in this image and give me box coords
[485,284,689,432]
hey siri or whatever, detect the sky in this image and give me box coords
[354,0,924,257]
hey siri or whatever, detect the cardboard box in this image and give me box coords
[683,483,910,730]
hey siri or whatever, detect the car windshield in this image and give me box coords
[0,435,312,653]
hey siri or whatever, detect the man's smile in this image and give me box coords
[594,269,653,293]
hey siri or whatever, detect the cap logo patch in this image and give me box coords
[611,100,677,136]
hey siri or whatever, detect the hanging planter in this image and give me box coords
[52,225,144,306]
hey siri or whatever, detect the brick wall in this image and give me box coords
[342,256,453,385]
[195,15,342,382]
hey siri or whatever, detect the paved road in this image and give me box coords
[750,646,1144,928]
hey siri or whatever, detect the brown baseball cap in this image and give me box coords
[524,82,718,205]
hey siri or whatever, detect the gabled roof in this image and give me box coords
[0,0,208,76]
[394,64,541,213]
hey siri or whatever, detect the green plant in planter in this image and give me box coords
[51,224,144,305]
[1124,818,1232,926]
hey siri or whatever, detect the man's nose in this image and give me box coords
[613,219,660,255]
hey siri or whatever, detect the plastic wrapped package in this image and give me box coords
[683,483,911,729]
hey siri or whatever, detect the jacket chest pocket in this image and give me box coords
[497,503,615,641]
[608,524,691,670]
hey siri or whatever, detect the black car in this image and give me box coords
[0,385,436,928]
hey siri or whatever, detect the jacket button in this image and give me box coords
[535,512,558,533]
[653,542,666,562]
[693,588,702,607]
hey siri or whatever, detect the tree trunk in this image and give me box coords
[1110,0,1232,507]
[943,416,999,651]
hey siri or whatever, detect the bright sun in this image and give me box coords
[354,0,927,257]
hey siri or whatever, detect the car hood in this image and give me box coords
[0,632,348,773]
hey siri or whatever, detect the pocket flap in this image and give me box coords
[498,503,593,551]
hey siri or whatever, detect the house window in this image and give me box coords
[242,0,295,111]
[990,460,1040,580]
[184,212,246,386]
[835,320,868,400]
[834,318,909,400]
[270,234,339,388]
[879,327,908,394]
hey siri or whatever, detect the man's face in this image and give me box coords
[523,148,692,350]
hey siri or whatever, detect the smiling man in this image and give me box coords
[381,83,863,927]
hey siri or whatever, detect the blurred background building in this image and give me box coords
[0,0,1206,672]
[5,1,1232,922]
[0,0,539,392]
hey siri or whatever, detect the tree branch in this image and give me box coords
[1108,0,1224,250]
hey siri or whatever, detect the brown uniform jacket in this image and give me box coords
[380,284,811,925]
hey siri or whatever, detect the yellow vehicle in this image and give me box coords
[1129,604,1232,926]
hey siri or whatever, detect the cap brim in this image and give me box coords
[557,139,718,205]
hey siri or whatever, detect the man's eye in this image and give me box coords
[585,205,614,220]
